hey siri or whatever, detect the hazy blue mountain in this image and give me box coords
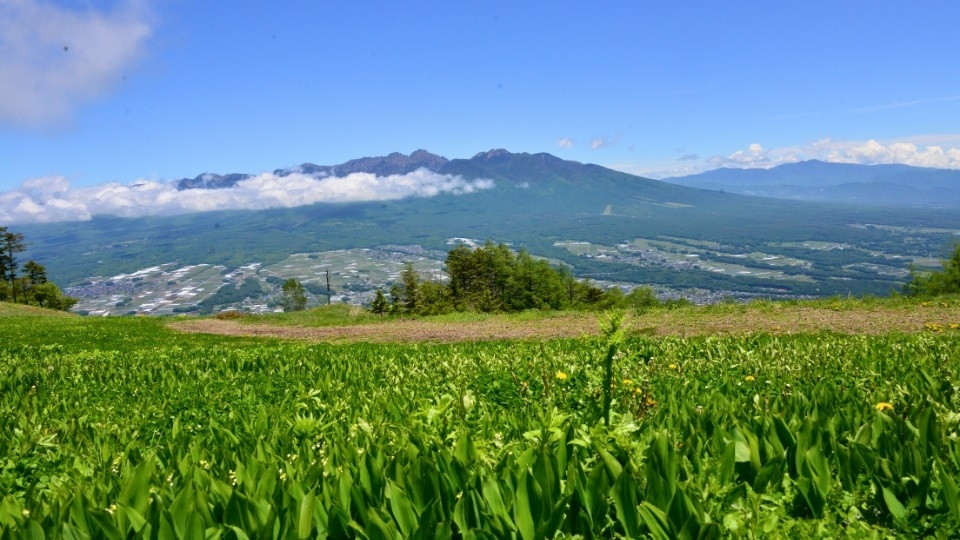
[18,150,960,308]
[664,160,960,206]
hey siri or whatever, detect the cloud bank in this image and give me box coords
[0,169,495,224]
[618,135,960,179]
[707,138,960,170]
[0,0,152,127]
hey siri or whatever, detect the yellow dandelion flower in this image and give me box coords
[745,375,755,382]
[875,402,894,412]
[668,363,678,370]
[555,371,568,381]
[622,378,633,385]
[950,323,959,330]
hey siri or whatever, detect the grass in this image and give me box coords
[164,295,960,342]
[0,311,260,352]
[214,304,380,326]
[4,311,960,536]
[205,304,597,327]
[0,301,76,317]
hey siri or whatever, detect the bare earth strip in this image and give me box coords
[168,305,960,343]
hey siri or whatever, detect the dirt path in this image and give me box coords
[168,304,960,343]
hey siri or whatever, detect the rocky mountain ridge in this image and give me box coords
[176,150,451,190]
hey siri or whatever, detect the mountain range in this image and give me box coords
[664,160,960,207]
[16,149,960,314]
[176,149,452,190]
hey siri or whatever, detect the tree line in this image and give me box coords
[370,241,665,316]
[0,227,77,310]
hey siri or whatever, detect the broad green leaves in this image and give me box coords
[2,317,960,536]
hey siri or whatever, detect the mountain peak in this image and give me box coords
[471,148,515,161]
[410,149,444,161]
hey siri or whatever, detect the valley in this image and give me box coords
[14,150,960,315]
[65,227,953,315]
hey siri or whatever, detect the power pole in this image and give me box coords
[325,268,331,305]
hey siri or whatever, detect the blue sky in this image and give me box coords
[2,0,960,200]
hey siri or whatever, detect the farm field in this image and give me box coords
[65,246,449,316]
[57,220,960,316]
[3,301,960,537]
[554,234,943,286]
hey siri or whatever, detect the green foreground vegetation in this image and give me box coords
[3,305,960,538]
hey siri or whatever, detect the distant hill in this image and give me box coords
[664,160,960,207]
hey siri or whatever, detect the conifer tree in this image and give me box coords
[371,288,388,316]
[0,228,27,303]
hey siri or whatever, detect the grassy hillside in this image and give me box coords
[0,301,75,317]
[168,296,960,343]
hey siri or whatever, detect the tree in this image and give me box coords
[416,280,453,315]
[388,284,403,313]
[400,263,420,313]
[370,288,388,316]
[0,229,75,311]
[281,278,307,311]
[0,228,27,303]
[23,260,48,286]
[905,243,960,297]
[444,241,513,311]
[625,286,660,311]
[28,282,78,310]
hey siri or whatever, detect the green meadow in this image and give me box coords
[3,303,960,537]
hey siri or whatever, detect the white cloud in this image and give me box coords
[0,169,495,224]
[811,138,960,169]
[590,132,622,150]
[556,137,574,149]
[609,135,960,179]
[706,137,960,172]
[0,0,152,127]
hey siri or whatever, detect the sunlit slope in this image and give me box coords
[0,302,76,317]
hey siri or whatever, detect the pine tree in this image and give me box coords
[370,289,388,316]
[388,285,402,314]
[23,260,47,285]
[0,229,27,303]
[400,263,420,314]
